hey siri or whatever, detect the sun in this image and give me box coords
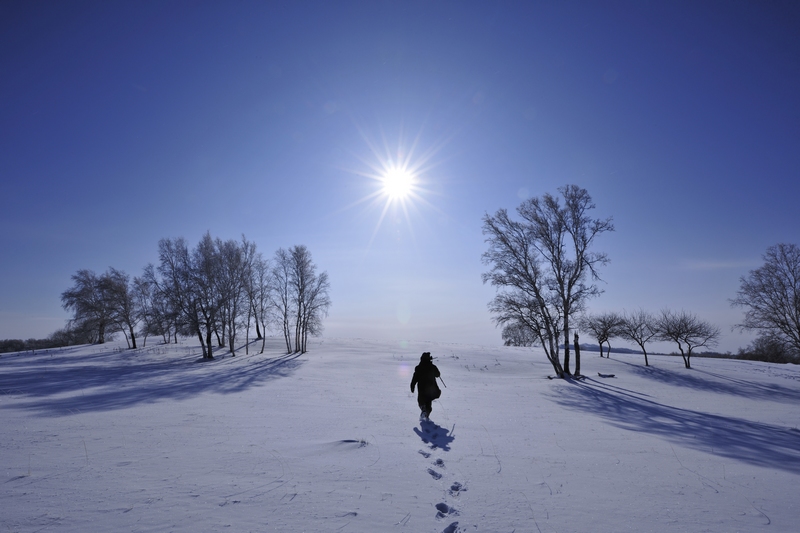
[382,166,415,201]
[339,123,448,248]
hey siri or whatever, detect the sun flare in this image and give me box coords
[342,125,448,249]
[382,167,415,200]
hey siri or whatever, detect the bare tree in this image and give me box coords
[617,309,658,366]
[61,269,116,344]
[269,246,331,354]
[482,185,613,377]
[272,248,295,353]
[247,253,273,354]
[484,235,564,375]
[133,274,157,346]
[299,269,331,353]
[731,243,800,358]
[214,236,254,356]
[61,267,141,348]
[289,245,331,354]
[655,309,720,369]
[290,245,313,353]
[152,237,215,358]
[104,268,140,349]
[501,322,539,347]
[579,311,624,358]
[138,265,180,344]
[192,232,223,358]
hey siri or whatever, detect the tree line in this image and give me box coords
[483,185,800,377]
[577,309,719,369]
[58,233,331,357]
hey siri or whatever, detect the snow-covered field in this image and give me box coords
[2,336,799,532]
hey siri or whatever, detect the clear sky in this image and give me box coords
[2,1,799,353]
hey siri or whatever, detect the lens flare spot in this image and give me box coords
[398,363,410,378]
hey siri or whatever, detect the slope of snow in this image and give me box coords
[2,337,799,532]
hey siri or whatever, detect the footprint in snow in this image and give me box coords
[418,450,431,458]
[433,458,445,468]
[449,482,466,496]
[435,502,459,519]
[442,521,460,533]
[427,468,443,480]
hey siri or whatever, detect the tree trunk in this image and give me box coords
[255,314,262,340]
[562,325,571,375]
[129,326,137,349]
[573,332,581,377]
[197,329,207,358]
[283,315,292,353]
[260,320,266,354]
[677,345,688,368]
[546,334,564,377]
[245,311,250,355]
[216,323,224,347]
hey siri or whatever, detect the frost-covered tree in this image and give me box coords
[731,243,800,359]
[214,236,255,356]
[272,248,295,353]
[149,237,215,358]
[104,268,140,349]
[482,185,613,377]
[299,267,331,353]
[271,245,331,354]
[61,269,116,344]
[246,253,274,354]
[61,267,141,348]
[501,321,539,347]
[135,270,179,345]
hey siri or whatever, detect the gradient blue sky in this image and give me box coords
[2,1,799,352]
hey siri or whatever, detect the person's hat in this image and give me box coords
[420,352,432,362]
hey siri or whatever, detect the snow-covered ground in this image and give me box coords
[2,336,799,532]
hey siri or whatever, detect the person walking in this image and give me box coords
[410,352,441,420]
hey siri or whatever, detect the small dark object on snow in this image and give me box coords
[598,372,616,378]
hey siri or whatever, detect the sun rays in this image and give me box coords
[343,124,447,248]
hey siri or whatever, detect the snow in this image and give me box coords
[2,337,799,532]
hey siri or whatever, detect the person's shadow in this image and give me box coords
[414,419,455,451]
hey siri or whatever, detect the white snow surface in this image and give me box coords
[2,337,799,532]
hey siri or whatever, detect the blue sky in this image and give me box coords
[2,1,799,352]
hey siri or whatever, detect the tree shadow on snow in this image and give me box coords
[614,359,800,403]
[414,419,455,451]
[551,379,800,474]
[0,345,305,416]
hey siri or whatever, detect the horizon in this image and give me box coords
[3,2,800,353]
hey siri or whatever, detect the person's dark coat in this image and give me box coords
[410,352,440,416]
